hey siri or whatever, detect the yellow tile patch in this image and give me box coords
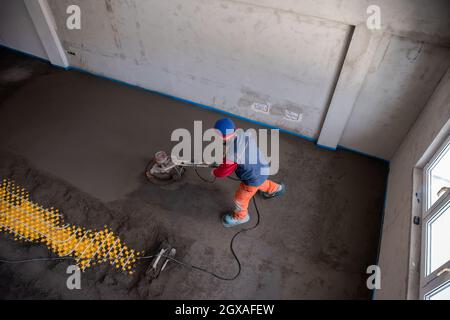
[0,179,141,275]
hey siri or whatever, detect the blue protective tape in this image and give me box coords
[0,43,50,64]
[316,143,337,152]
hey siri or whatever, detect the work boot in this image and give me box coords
[222,213,250,228]
[260,182,285,199]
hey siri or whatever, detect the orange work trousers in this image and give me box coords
[234,180,280,220]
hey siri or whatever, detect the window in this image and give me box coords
[421,136,450,299]
[424,280,450,300]
[424,138,450,210]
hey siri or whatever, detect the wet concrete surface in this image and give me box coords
[0,47,388,299]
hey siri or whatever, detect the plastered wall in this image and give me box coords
[44,0,450,159]
[376,69,450,299]
[0,0,47,59]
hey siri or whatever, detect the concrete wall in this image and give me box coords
[43,0,450,159]
[1,0,448,157]
[236,0,450,45]
[341,34,450,159]
[375,68,450,299]
[0,0,47,59]
[39,0,450,160]
[47,0,353,139]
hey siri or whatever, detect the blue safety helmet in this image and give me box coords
[214,118,236,139]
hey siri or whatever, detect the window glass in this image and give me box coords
[427,200,450,274]
[426,281,450,300]
[428,142,450,209]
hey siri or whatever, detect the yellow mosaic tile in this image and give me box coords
[0,179,141,275]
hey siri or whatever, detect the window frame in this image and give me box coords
[420,135,450,299]
[424,279,450,300]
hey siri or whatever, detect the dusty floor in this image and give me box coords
[0,47,388,299]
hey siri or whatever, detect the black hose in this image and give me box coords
[189,168,261,280]
[194,167,216,183]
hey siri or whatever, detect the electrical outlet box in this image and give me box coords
[252,102,270,114]
[284,109,303,121]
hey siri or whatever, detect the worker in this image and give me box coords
[212,118,285,227]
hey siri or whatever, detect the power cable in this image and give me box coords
[194,167,216,183]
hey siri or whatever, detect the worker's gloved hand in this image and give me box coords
[211,161,238,179]
[210,162,220,168]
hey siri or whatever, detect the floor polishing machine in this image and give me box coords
[143,150,260,281]
[145,150,219,185]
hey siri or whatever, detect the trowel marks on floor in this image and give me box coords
[0,179,140,274]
